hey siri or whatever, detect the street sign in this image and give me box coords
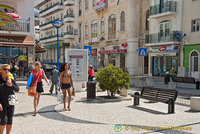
[84,46,92,56]
[138,48,147,56]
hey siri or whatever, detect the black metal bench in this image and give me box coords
[172,76,200,89]
[131,87,178,114]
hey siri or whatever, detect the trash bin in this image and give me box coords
[87,81,96,99]
[164,74,170,84]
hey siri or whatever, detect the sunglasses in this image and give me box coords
[3,68,10,71]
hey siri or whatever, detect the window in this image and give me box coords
[192,19,200,32]
[85,0,88,10]
[120,11,125,31]
[108,14,116,39]
[79,24,82,42]
[160,21,171,42]
[91,20,98,38]
[146,10,149,30]
[79,0,82,16]
[101,17,105,35]
[85,22,89,38]
[93,0,96,7]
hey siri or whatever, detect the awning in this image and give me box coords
[99,49,127,54]
[6,12,21,18]
[0,35,34,47]
[35,43,46,53]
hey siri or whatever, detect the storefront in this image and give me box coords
[184,44,200,79]
[0,35,34,78]
[99,48,127,68]
[149,45,180,76]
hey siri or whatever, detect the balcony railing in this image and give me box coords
[108,33,116,40]
[150,1,176,16]
[40,34,64,41]
[0,19,30,33]
[39,2,63,14]
[145,31,180,44]
[64,13,75,18]
[40,18,62,27]
[64,31,73,35]
[64,0,75,6]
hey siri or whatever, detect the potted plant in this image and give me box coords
[96,64,130,97]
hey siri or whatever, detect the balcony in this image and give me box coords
[64,0,75,6]
[145,31,180,46]
[40,18,62,30]
[0,19,30,35]
[39,2,64,17]
[40,34,64,44]
[64,31,74,39]
[64,14,75,22]
[108,34,116,40]
[150,1,177,18]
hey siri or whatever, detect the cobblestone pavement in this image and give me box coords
[10,81,200,134]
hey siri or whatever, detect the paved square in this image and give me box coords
[12,81,200,134]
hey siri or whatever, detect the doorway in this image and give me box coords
[190,51,199,78]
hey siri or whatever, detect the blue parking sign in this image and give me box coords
[139,48,147,56]
[84,46,92,56]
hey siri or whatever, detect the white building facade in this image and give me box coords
[0,0,35,79]
[34,0,78,63]
[146,0,184,76]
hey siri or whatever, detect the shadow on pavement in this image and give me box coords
[39,104,107,125]
[127,105,167,115]
[119,124,194,134]
[185,110,200,113]
[76,97,122,104]
[16,82,26,86]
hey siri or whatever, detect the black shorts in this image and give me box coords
[0,105,15,125]
[36,82,44,93]
[61,83,71,90]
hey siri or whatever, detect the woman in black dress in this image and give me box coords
[0,64,19,134]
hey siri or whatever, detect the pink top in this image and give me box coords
[32,69,44,83]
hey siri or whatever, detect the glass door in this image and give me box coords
[160,21,171,42]
[190,51,199,78]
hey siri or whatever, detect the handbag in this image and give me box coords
[57,91,62,102]
[8,94,18,106]
[27,73,34,89]
[72,88,75,96]
[28,70,40,97]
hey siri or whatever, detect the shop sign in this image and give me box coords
[99,49,127,54]
[121,43,128,48]
[92,49,97,56]
[150,45,179,52]
[96,0,107,10]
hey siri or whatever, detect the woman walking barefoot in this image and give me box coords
[32,62,49,116]
[59,63,74,111]
[0,64,19,134]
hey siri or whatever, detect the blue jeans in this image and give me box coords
[88,77,93,81]
[12,73,16,80]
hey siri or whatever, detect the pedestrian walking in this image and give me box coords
[10,60,19,80]
[59,63,74,111]
[28,63,34,77]
[31,61,49,116]
[0,64,19,134]
[49,65,59,95]
[88,65,95,81]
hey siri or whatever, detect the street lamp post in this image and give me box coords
[52,20,64,71]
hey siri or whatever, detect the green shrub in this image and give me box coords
[96,64,130,97]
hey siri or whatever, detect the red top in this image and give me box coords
[88,69,95,77]
[32,69,44,83]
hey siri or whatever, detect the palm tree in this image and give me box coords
[0,4,17,32]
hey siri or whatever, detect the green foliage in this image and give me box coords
[96,64,130,97]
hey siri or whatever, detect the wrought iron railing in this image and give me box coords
[145,31,181,43]
[0,19,30,32]
[39,2,63,14]
[40,33,64,41]
[150,1,177,16]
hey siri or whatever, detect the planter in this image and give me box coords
[119,87,128,97]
